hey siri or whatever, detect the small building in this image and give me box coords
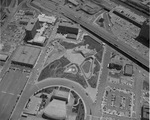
[23,96,42,115]
[19,18,29,25]
[43,99,67,120]
[25,18,40,40]
[143,80,149,91]
[34,35,46,43]
[124,64,133,76]
[141,104,149,120]
[108,63,122,71]
[0,11,6,20]
[32,35,46,46]
[24,10,34,16]
[38,14,57,24]
[52,90,70,103]
[68,0,79,6]
[0,54,8,62]
[66,33,77,39]
[11,45,41,68]
[81,2,101,15]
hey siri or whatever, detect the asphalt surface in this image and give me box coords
[0,69,28,120]
[92,46,111,118]
[58,5,149,70]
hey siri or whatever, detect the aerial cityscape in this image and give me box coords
[0,0,149,120]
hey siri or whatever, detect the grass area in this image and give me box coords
[82,60,91,73]
[63,70,88,88]
[83,35,103,52]
[38,56,70,81]
[93,58,100,73]
[87,72,99,88]
[38,60,60,81]
[95,17,105,28]
[38,56,88,88]
[87,59,100,88]
[95,48,104,63]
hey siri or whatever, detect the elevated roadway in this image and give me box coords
[58,6,149,71]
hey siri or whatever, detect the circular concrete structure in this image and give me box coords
[11,78,93,120]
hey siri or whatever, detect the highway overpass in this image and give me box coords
[59,6,149,71]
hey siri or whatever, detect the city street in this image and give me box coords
[0,69,28,120]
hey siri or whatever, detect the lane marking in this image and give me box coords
[1,91,7,94]
[9,93,14,95]
[1,91,15,96]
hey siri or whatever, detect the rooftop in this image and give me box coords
[11,45,41,67]
[68,0,79,6]
[33,34,46,44]
[26,18,39,31]
[24,96,42,115]
[38,14,56,23]
[53,89,70,100]
[0,54,8,61]
[124,64,133,76]
[43,99,67,119]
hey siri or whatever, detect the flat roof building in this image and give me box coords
[124,64,133,76]
[33,35,46,44]
[52,90,70,103]
[66,33,77,39]
[43,99,67,120]
[11,45,41,68]
[19,18,29,25]
[24,10,34,16]
[0,54,8,62]
[38,14,57,24]
[141,104,149,120]
[68,0,79,6]
[30,34,46,46]
[24,96,42,115]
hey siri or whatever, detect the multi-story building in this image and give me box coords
[25,18,40,40]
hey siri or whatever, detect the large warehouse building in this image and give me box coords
[11,45,41,68]
[57,25,79,35]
